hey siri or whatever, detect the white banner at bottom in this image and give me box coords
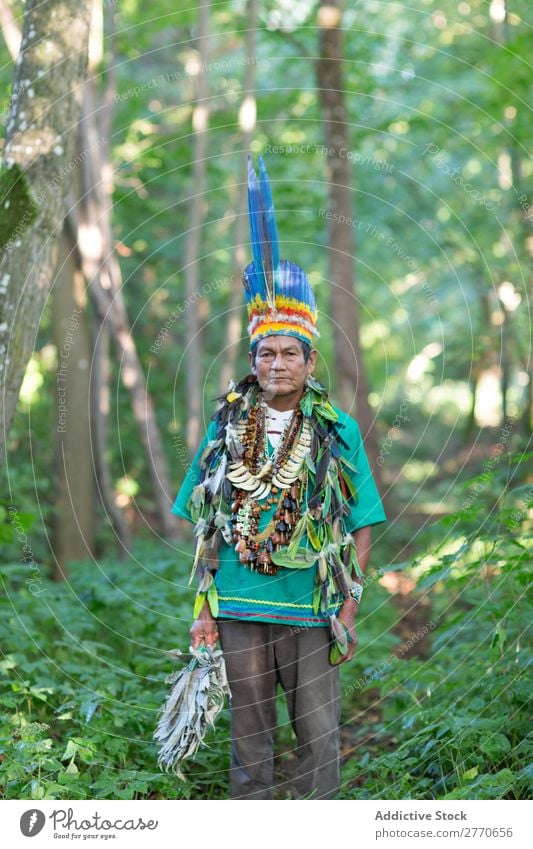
[2,799,531,849]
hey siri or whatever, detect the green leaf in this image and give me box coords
[479,734,511,761]
[270,547,319,569]
[339,454,357,473]
[30,780,45,800]
[317,401,338,421]
[341,469,358,500]
[306,516,321,550]
[462,766,479,781]
[287,513,307,556]
[207,582,219,618]
[332,476,344,512]
[490,622,507,651]
[312,582,321,615]
[470,768,515,797]
[65,758,79,775]
[349,544,363,578]
[193,592,207,619]
[61,739,78,760]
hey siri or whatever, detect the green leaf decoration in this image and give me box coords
[207,583,219,618]
[312,581,321,615]
[341,469,358,500]
[330,615,349,653]
[299,391,313,417]
[270,547,319,569]
[339,454,358,473]
[350,544,364,578]
[193,592,207,619]
[306,515,322,550]
[287,513,307,556]
[317,401,338,421]
[333,475,344,507]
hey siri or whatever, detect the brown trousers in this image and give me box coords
[218,619,341,800]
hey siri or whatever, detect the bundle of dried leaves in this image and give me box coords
[154,646,230,779]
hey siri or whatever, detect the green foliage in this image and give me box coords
[0,0,531,802]
[0,455,531,799]
[0,542,229,800]
[340,457,532,800]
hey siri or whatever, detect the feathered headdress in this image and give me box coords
[243,156,320,347]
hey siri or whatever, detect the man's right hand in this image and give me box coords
[189,600,219,649]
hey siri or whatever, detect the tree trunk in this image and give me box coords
[89,310,131,555]
[315,0,383,488]
[465,369,479,441]
[184,0,210,452]
[0,0,92,464]
[51,231,94,578]
[218,0,257,393]
[69,5,175,538]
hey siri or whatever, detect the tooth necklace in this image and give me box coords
[225,402,312,500]
[228,400,310,575]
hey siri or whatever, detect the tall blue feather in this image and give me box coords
[258,156,280,291]
[247,156,281,308]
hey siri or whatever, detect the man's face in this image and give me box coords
[249,335,317,401]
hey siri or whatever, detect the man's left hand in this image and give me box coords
[335,598,359,665]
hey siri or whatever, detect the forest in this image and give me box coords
[0,0,531,801]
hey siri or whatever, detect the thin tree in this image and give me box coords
[51,231,94,575]
[184,0,210,452]
[315,0,382,486]
[71,4,174,538]
[492,0,532,434]
[218,0,257,393]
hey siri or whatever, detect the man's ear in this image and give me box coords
[249,349,256,375]
[307,349,317,376]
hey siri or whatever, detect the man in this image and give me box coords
[171,157,386,799]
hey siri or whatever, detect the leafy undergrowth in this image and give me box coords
[341,453,532,800]
[0,543,230,800]
[0,455,531,800]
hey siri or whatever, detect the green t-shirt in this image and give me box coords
[171,405,386,627]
